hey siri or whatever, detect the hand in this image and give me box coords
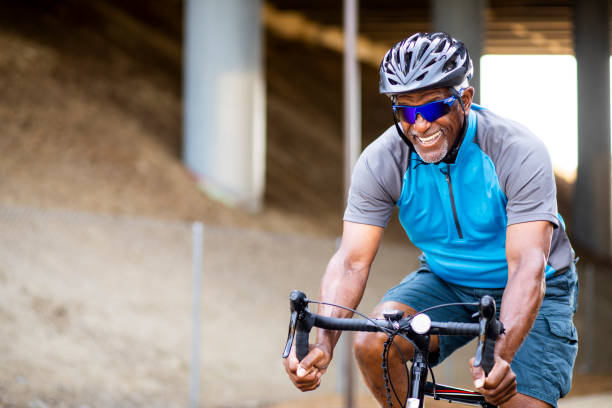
[469,355,517,406]
[283,343,332,392]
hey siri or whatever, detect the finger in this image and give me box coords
[495,385,517,406]
[296,365,313,378]
[283,344,301,370]
[294,368,319,384]
[486,375,517,405]
[470,359,485,389]
[298,346,325,372]
[296,371,321,391]
[483,359,510,390]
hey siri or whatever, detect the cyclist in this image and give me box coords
[283,32,578,408]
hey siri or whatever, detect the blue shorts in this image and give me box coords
[381,258,579,407]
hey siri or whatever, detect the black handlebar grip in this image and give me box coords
[295,328,309,362]
[481,336,496,376]
[432,322,480,336]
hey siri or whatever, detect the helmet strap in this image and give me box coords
[439,87,468,164]
[391,106,415,151]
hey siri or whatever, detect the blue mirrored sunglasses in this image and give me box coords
[392,95,457,124]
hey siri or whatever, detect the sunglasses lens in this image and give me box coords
[394,106,416,123]
[393,97,455,124]
[419,101,452,122]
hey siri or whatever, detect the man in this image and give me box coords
[283,32,578,408]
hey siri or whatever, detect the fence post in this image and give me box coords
[190,222,204,408]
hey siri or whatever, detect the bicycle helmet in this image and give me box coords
[379,32,473,96]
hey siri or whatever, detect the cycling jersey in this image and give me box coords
[344,105,574,288]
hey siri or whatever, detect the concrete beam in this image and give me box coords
[183,0,265,212]
[572,0,611,257]
[432,0,485,103]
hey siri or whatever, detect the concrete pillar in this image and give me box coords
[183,0,265,212]
[573,0,611,257]
[432,0,485,103]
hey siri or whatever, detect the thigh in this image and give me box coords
[357,301,439,361]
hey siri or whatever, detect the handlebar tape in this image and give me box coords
[314,315,385,331]
[431,322,480,336]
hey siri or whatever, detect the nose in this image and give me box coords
[411,114,431,133]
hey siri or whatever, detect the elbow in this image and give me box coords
[508,253,547,297]
[342,257,370,276]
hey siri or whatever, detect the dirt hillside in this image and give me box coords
[0,0,414,244]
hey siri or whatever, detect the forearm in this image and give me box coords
[315,250,370,353]
[497,262,546,362]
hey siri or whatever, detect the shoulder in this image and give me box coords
[474,108,549,161]
[348,125,411,207]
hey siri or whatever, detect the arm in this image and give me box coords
[498,220,552,361]
[283,221,384,391]
[471,220,553,405]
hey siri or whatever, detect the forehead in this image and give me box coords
[396,88,450,105]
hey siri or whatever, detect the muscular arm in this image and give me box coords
[316,221,385,353]
[472,220,553,405]
[497,220,552,361]
[283,221,384,391]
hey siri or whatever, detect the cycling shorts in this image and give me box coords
[380,257,579,408]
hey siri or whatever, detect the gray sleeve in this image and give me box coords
[343,130,407,228]
[498,136,559,228]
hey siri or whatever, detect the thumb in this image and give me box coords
[469,358,485,389]
[296,349,319,377]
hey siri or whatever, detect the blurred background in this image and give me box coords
[0,0,611,407]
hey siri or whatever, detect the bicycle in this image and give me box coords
[282,290,504,408]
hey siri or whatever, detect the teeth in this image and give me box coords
[417,131,441,145]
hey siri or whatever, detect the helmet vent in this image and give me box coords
[389,78,398,85]
[417,45,427,60]
[443,57,457,72]
[416,72,426,81]
[424,58,436,69]
[435,41,446,53]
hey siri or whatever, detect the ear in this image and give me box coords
[461,87,475,113]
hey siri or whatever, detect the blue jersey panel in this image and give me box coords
[397,109,539,288]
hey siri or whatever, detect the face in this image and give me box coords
[395,87,473,163]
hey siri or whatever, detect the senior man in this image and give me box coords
[283,32,577,408]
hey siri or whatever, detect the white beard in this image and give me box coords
[413,136,449,163]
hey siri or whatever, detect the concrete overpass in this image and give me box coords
[184,0,611,258]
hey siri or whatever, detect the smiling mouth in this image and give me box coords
[415,130,442,146]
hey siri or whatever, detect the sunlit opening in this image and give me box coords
[480,55,578,181]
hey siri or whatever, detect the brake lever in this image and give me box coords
[473,295,499,376]
[282,290,310,359]
[473,318,487,368]
[282,310,298,358]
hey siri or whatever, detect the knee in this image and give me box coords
[353,331,385,365]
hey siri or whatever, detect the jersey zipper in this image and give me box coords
[441,165,463,239]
